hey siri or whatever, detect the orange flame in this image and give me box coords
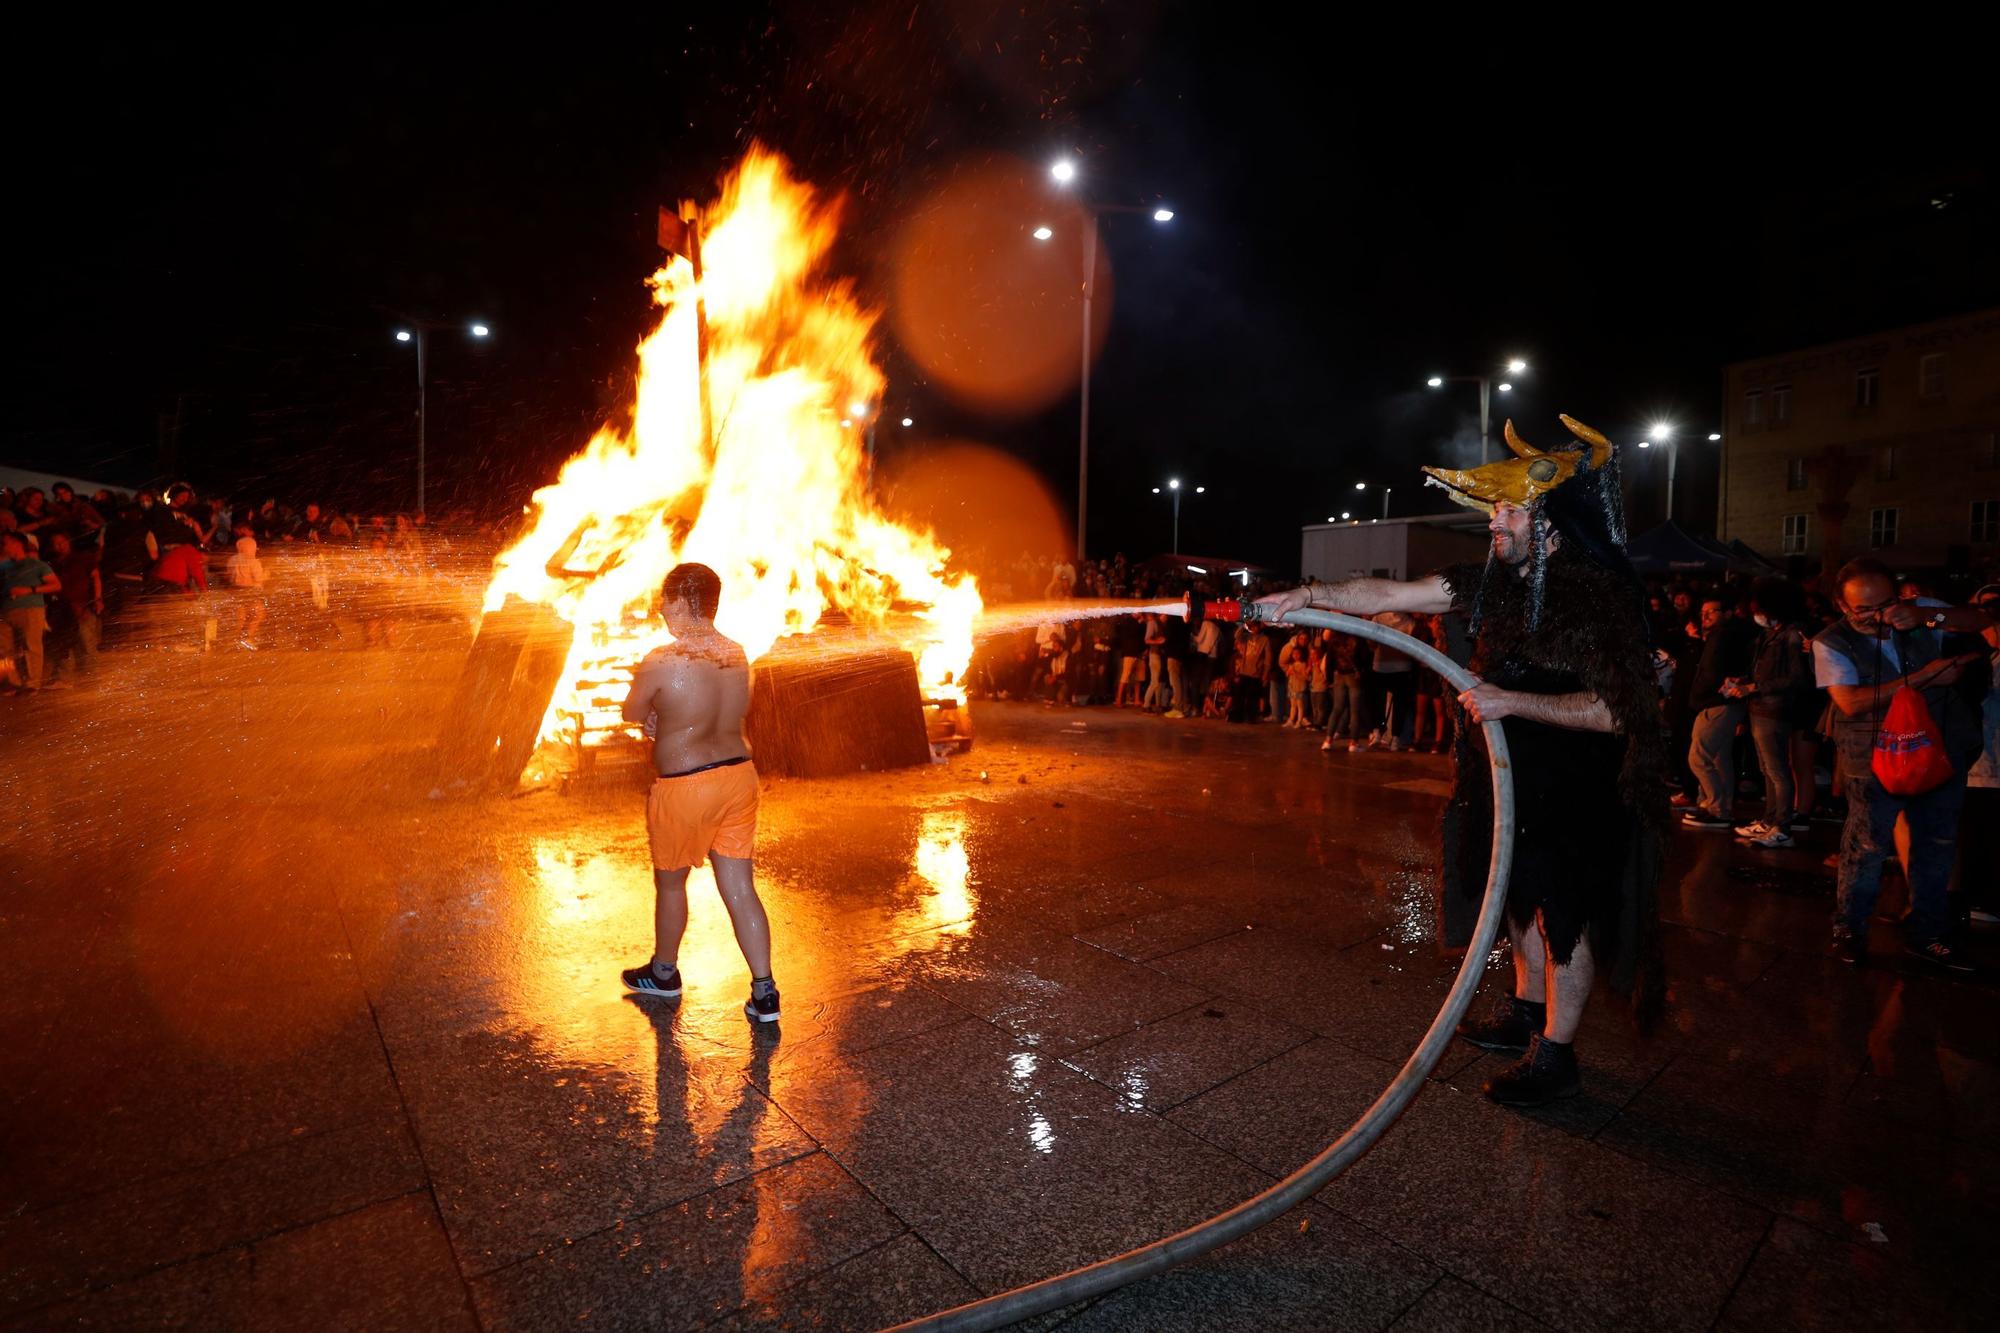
[484,148,981,749]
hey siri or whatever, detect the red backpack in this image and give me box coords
[1871,685,1955,795]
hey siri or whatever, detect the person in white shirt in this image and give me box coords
[225,535,268,649]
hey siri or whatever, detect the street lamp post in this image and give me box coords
[1427,358,1529,464]
[1151,478,1204,552]
[1353,479,1391,520]
[1635,423,1722,522]
[394,319,490,515]
[1039,158,1174,559]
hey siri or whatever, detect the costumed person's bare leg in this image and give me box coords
[1455,913,1548,1055]
[1483,912,1586,1106]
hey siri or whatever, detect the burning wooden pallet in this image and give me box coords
[434,599,957,790]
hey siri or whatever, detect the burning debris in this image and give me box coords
[447,148,980,786]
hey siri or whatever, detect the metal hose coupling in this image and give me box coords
[886,605,1516,1332]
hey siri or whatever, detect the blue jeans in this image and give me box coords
[1837,770,1967,944]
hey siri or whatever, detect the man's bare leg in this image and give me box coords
[709,854,772,980]
[1508,913,1543,1001]
[1482,911,1586,1105]
[1541,925,1594,1044]
[653,867,691,970]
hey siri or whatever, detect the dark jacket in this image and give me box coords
[1691,618,1758,712]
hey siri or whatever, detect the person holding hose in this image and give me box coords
[1260,417,1669,1106]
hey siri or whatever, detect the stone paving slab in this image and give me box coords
[6,677,1998,1331]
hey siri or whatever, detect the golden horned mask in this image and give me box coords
[1419,414,1615,515]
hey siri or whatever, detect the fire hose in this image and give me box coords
[885,594,1515,1332]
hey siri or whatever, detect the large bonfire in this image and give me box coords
[483,148,981,753]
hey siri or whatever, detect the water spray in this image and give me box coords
[887,598,1515,1333]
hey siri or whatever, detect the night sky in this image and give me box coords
[12,10,1995,569]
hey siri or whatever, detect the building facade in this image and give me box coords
[1720,309,2000,580]
[1300,513,1487,584]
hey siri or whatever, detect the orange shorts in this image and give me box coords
[646,761,760,870]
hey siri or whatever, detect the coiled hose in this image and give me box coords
[885,604,1514,1332]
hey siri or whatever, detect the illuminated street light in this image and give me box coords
[1032,181,1179,558]
[1639,422,1721,521]
[1340,511,1352,520]
[840,419,852,429]
[393,317,492,515]
[849,400,870,417]
[1355,481,1367,490]
[1427,358,1533,462]
[1354,480,1391,518]
[1155,477,1202,551]
[901,417,914,428]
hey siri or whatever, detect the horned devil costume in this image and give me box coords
[1426,416,1671,1032]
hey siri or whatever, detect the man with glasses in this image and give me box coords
[1959,584,2000,928]
[1811,558,1988,971]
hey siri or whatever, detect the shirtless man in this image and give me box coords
[619,563,779,1022]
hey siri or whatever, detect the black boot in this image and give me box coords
[1484,1035,1582,1107]
[1456,996,1546,1053]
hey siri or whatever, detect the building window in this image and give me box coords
[1854,367,1879,408]
[1771,384,1792,426]
[1786,457,1807,491]
[1877,445,1898,481]
[1985,432,2000,471]
[1919,353,1946,398]
[1974,500,2000,545]
[1744,389,1765,428]
[1781,513,1808,554]
[1869,507,1898,549]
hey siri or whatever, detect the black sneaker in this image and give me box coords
[1483,1035,1582,1107]
[1681,811,1733,831]
[1904,940,1974,974]
[1830,927,1865,967]
[1456,997,1546,1053]
[744,987,781,1023]
[621,964,683,998]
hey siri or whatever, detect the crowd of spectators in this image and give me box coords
[0,481,496,693]
[969,552,2000,963]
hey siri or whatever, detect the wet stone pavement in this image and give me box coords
[3,644,1996,1331]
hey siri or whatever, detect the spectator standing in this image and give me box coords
[1114,613,1146,706]
[44,530,102,684]
[1682,594,1757,830]
[1732,579,1818,847]
[1323,634,1363,751]
[1366,610,1417,751]
[225,536,269,649]
[1141,613,1170,712]
[1,531,62,692]
[1162,608,1190,717]
[1958,583,2000,926]
[1814,558,1986,971]
[1308,634,1330,730]
[1230,627,1269,723]
[1282,630,1311,727]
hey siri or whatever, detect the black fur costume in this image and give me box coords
[1438,541,1671,1030]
